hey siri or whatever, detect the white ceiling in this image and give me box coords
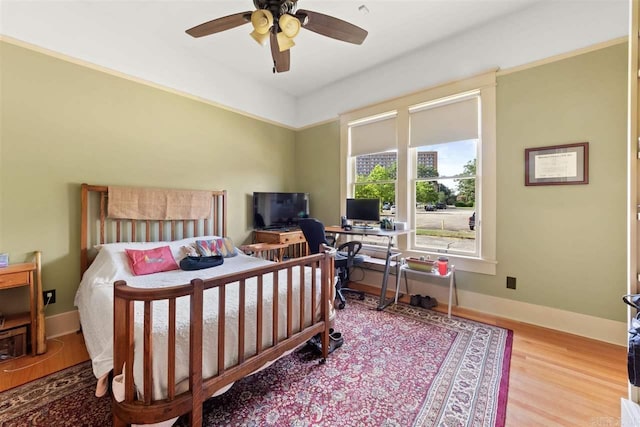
[0,0,630,128]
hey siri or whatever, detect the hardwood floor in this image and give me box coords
[0,331,89,393]
[0,295,628,426]
[447,305,626,426]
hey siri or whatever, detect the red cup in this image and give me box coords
[437,257,448,275]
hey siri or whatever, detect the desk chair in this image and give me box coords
[299,218,365,309]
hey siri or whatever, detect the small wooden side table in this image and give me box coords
[240,243,290,262]
[0,251,45,356]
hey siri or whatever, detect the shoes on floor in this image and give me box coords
[420,296,438,309]
[306,330,344,355]
[409,294,438,309]
[410,294,422,306]
[329,332,344,352]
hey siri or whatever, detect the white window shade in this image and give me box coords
[410,97,478,147]
[350,116,397,156]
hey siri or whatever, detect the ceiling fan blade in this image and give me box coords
[186,12,252,38]
[270,32,290,73]
[296,9,368,45]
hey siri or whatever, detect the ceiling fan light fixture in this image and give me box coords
[250,30,270,45]
[276,31,295,52]
[249,9,273,46]
[279,14,300,38]
[187,1,368,72]
[251,9,273,32]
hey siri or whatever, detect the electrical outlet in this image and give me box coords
[43,289,56,304]
[506,276,516,290]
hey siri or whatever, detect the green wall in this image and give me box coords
[474,42,628,321]
[0,41,296,315]
[295,43,628,322]
[294,121,341,224]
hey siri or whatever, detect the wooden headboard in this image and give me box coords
[80,184,227,275]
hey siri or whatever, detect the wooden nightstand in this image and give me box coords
[0,252,45,358]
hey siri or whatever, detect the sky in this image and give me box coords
[418,139,477,178]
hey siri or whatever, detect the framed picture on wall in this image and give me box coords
[525,142,589,186]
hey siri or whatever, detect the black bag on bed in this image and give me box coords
[179,255,224,271]
[623,294,640,386]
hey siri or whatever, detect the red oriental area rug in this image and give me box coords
[1,296,512,426]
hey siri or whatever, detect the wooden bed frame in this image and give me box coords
[80,184,334,426]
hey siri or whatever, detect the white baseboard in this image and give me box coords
[45,310,80,338]
[455,288,627,346]
[359,268,627,346]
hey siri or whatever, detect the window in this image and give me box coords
[409,93,479,256]
[348,113,397,245]
[341,71,496,274]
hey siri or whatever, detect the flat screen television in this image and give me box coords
[253,192,310,229]
[346,198,380,225]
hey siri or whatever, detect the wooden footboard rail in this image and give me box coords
[111,252,333,427]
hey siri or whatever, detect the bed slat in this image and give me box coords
[256,275,263,354]
[217,286,226,375]
[189,279,204,426]
[286,267,293,338]
[100,193,106,245]
[168,299,176,400]
[299,265,305,332]
[238,279,246,364]
[143,301,153,405]
[272,271,278,346]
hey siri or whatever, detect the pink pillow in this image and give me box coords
[125,246,179,276]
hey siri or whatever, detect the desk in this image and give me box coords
[325,226,410,310]
[395,262,458,318]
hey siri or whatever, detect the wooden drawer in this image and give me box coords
[255,230,306,245]
[279,232,306,244]
[0,271,29,289]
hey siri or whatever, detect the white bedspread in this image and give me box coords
[74,237,328,400]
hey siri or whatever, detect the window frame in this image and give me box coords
[340,71,497,275]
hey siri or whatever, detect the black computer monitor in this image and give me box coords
[346,198,380,227]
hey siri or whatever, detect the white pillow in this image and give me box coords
[95,236,221,259]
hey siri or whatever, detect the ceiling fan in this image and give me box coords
[186,0,368,73]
